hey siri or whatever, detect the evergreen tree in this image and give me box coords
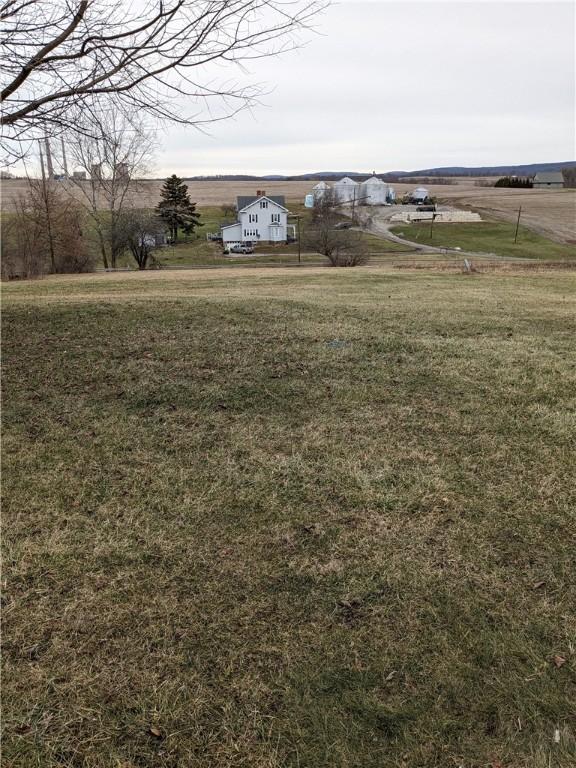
[155,175,202,242]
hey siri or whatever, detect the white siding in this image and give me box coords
[238,198,289,242]
[221,223,241,244]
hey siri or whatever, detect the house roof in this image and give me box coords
[533,172,564,183]
[237,195,287,211]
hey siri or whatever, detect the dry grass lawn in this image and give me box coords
[3,267,576,767]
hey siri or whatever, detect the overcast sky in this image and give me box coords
[154,0,574,176]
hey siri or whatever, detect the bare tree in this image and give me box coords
[1,194,46,278]
[305,222,368,267]
[65,114,155,268]
[220,203,237,220]
[116,209,164,270]
[306,191,369,266]
[310,187,337,222]
[0,0,326,158]
[1,180,93,277]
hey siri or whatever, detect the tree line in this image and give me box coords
[0,0,325,278]
[494,176,533,188]
[2,119,202,278]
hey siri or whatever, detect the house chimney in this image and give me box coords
[256,189,266,197]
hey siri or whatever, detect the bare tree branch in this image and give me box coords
[1,0,327,159]
[64,111,156,268]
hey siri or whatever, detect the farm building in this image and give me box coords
[532,172,565,189]
[312,181,330,200]
[307,175,396,207]
[361,175,390,205]
[221,193,295,247]
[334,176,359,204]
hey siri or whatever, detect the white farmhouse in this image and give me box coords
[221,193,295,247]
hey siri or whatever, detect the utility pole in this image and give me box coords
[38,141,46,180]
[289,214,302,264]
[429,212,437,241]
[297,216,301,264]
[44,135,54,179]
[514,205,522,244]
[61,136,69,177]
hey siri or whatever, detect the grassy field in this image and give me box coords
[390,221,576,260]
[3,268,576,767]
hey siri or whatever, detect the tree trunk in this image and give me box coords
[40,177,57,272]
[96,226,109,269]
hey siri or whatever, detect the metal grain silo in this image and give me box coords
[312,181,330,201]
[361,175,389,206]
[334,176,359,204]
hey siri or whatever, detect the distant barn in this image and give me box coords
[532,172,565,189]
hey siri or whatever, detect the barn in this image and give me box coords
[532,172,565,189]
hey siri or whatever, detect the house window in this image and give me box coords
[249,213,258,223]
[260,200,268,209]
[271,213,281,223]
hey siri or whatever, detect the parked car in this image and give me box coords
[229,244,254,254]
[416,204,436,212]
[334,221,353,230]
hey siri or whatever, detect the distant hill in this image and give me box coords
[395,162,576,178]
[183,162,575,182]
